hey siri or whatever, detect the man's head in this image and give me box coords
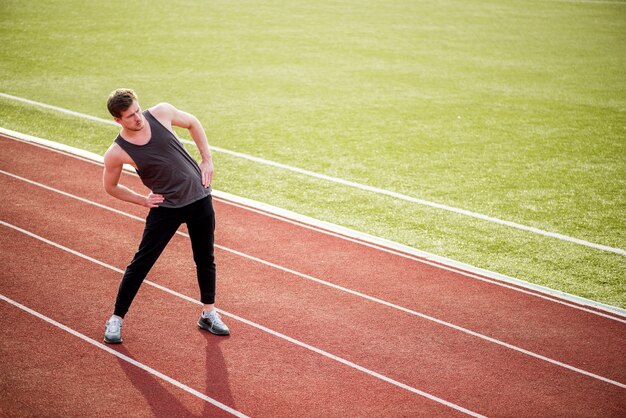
[107,88,144,131]
[107,88,138,118]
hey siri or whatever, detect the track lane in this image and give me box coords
[2,165,625,415]
[2,135,626,416]
[1,135,625,382]
[0,297,239,418]
[1,225,452,417]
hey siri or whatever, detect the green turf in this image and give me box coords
[1,0,625,308]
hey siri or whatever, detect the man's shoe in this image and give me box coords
[104,316,123,344]
[198,309,230,336]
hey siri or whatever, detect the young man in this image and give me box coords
[102,88,229,343]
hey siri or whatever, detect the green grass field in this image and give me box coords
[1,0,625,308]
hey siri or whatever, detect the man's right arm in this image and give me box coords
[102,144,164,208]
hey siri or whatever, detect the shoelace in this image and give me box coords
[208,311,224,325]
[107,319,121,333]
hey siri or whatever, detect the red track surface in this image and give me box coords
[1,135,625,417]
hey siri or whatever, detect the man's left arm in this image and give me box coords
[152,103,213,187]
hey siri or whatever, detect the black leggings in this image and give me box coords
[113,195,216,318]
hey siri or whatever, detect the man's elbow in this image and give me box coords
[103,181,117,196]
[189,115,203,132]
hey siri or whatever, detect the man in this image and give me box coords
[102,88,229,343]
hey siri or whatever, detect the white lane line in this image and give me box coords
[2,167,624,327]
[0,93,119,126]
[2,171,626,392]
[0,294,248,418]
[2,130,624,319]
[0,221,485,417]
[206,143,626,257]
[2,201,626,391]
[1,94,624,257]
[215,197,626,320]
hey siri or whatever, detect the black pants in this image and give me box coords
[113,195,216,318]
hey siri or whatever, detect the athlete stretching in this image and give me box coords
[102,88,229,343]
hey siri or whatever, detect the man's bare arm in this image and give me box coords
[102,145,164,208]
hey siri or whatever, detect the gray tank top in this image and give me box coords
[114,110,211,208]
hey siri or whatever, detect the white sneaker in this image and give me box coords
[198,309,230,335]
[104,316,123,344]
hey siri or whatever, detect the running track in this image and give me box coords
[1,134,625,417]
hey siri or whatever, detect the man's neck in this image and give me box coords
[121,118,151,145]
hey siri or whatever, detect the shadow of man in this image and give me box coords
[199,331,237,417]
[114,335,237,417]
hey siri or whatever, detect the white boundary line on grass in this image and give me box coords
[0,221,486,418]
[1,126,625,319]
[1,181,625,389]
[546,0,626,5]
[1,92,624,257]
[0,293,248,418]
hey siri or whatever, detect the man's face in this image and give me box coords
[115,100,144,131]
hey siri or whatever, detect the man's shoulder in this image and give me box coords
[148,102,176,120]
[103,142,127,166]
[148,103,181,133]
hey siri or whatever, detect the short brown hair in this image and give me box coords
[107,88,138,118]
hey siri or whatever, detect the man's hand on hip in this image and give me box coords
[199,159,214,188]
[145,193,165,208]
